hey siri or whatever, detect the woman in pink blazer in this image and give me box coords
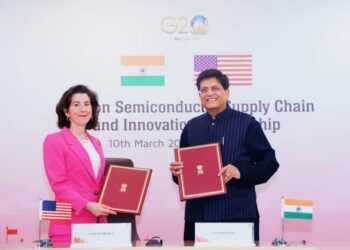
[43,85,116,246]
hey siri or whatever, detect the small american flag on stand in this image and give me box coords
[39,200,72,220]
[194,55,253,86]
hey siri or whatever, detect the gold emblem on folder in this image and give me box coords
[196,165,204,175]
[120,183,128,192]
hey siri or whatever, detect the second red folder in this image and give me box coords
[174,143,227,201]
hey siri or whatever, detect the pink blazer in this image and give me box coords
[43,127,107,242]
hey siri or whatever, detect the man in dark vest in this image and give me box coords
[170,69,279,242]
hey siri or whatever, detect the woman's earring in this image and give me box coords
[66,116,70,121]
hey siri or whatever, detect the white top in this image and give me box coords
[80,138,101,178]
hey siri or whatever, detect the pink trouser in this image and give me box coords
[50,234,71,248]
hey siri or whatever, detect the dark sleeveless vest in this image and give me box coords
[182,106,259,221]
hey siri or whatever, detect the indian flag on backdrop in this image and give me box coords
[120,55,165,86]
[282,198,313,220]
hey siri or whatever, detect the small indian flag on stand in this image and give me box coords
[120,55,165,86]
[282,198,313,220]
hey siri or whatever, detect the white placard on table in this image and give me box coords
[71,223,132,248]
[195,222,255,246]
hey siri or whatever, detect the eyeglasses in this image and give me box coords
[198,86,224,95]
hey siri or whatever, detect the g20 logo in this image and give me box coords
[161,15,208,35]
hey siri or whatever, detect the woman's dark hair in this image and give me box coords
[196,69,229,90]
[56,85,100,130]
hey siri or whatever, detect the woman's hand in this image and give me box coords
[218,164,241,183]
[85,202,117,217]
[170,161,183,176]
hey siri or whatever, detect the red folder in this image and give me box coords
[174,143,226,201]
[99,165,152,214]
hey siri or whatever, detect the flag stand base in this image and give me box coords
[33,239,52,248]
[272,237,288,246]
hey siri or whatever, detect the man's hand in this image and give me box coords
[218,164,241,183]
[170,161,183,176]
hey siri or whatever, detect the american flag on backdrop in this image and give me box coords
[194,55,253,86]
[39,200,72,221]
